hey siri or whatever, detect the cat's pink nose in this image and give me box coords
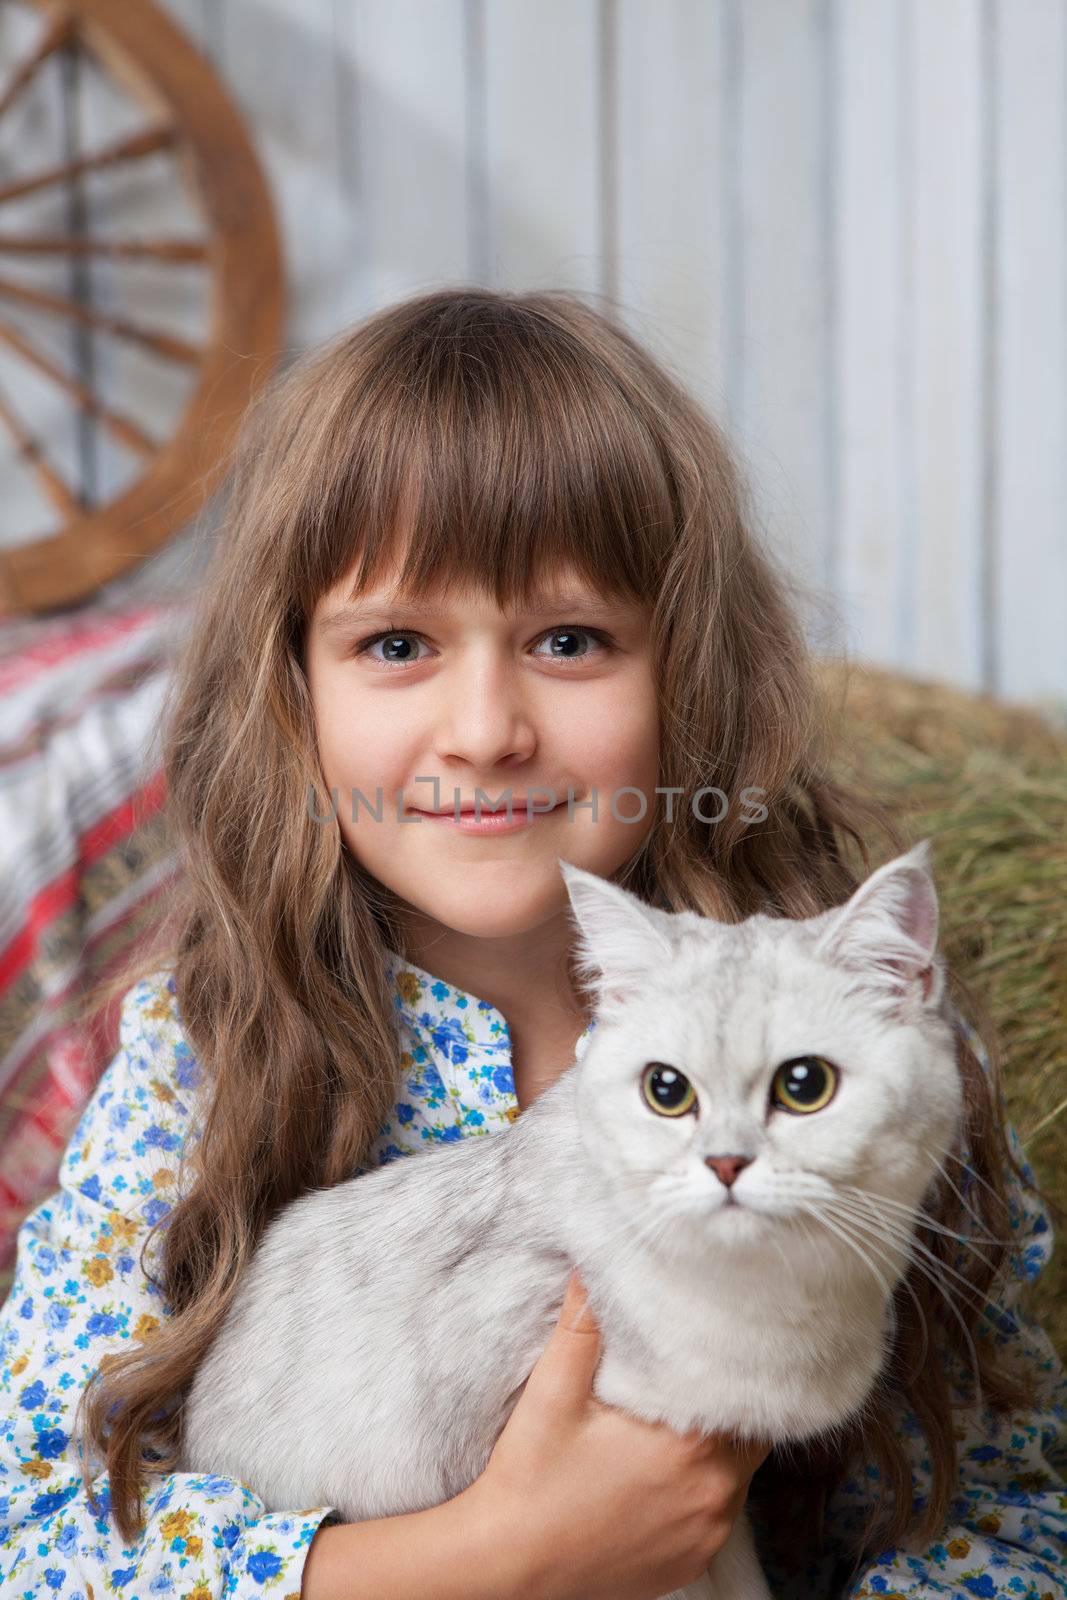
[705,1155,753,1189]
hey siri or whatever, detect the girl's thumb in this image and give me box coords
[530,1268,602,1401]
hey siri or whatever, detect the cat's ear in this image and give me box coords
[811,839,945,1015]
[557,858,673,1013]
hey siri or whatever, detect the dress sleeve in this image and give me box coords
[0,972,337,1598]
[836,1012,1067,1599]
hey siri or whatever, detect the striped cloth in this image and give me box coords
[0,599,187,1300]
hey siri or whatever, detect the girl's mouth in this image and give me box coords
[412,801,567,835]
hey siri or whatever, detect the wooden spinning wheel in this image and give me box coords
[0,0,285,615]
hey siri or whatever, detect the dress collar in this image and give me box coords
[368,946,597,1165]
[382,945,597,1062]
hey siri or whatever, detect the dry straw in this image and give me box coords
[819,657,1067,1358]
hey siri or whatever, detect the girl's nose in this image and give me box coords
[431,653,537,768]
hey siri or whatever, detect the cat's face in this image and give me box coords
[559,842,963,1266]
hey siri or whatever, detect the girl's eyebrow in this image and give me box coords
[316,593,635,633]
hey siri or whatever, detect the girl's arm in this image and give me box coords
[839,1018,1067,1599]
[0,975,335,1598]
[300,1492,519,1600]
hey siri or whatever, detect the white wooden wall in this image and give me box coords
[1,0,1065,708]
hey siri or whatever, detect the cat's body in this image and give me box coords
[181,841,964,1600]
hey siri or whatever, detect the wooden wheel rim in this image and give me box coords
[0,0,285,614]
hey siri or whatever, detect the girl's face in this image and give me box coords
[305,560,660,945]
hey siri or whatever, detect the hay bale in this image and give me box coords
[817,659,1067,1361]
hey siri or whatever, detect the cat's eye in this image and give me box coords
[770,1056,838,1115]
[641,1063,697,1118]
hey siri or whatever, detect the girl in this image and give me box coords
[0,287,1063,1600]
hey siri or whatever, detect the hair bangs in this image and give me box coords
[298,292,679,619]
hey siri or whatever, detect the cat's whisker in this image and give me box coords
[839,1185,1000,1272]
[830,1195,991,1306]
[800,1201,933,1379]
[792,1202,928,1389]
[840,1183,997,1246]
[925,1155,1002,1242]
[823,1199,988,1408]
[596,1190,694,1269]
[784,1211,893,1374]
[792,1198,894,1300]
[766,1222,792,1278]
[923,1142,1012,1221]
[840,1195,1018,1331]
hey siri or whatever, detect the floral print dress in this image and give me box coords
[0,954,1063,1598]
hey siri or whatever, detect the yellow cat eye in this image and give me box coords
[641,1062,697,1118]
[770,1056,838,1114]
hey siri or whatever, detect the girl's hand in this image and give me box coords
[455,1267,771,1600]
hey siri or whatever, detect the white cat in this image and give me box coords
[181,839,964,1600]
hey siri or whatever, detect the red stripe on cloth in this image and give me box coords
[0,604,172,697]
[0,770,167,993]
[0,904,176,1255]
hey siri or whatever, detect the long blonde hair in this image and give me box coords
[76,287,1039,1574]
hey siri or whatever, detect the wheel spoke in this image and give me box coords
[0,10,76,124]
[0,233,208,262]
[0,275,201,364]
[0,124,177,207]
[0,383,83,518]
[0,318,156,456]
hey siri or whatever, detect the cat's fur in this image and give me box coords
[181,839,963,1600]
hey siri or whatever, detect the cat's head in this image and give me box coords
[557,841,963,1277]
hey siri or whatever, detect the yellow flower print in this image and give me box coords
[976,1512,1001,1534]
[184,1534,203,1558]
[161,1508,195,1542]
[505,1105,520,1124]
[186,1584,213,1600]
[9,1353,27,1376]
[144,996,175,1025]
[20,1459,52,1479]
[133,1313,160,1341]
[946,1537,970,1558]
[1016,1469,1049,1491]
[152,1167,174,1189]
[396,972,420,1006]
[150,1078,176,1104]
[83,1256,114,1287]
[107,1212,140,1246]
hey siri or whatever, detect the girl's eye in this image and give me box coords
[354,629,430,666]
[770,1057,838,1115]
[530,626,612,662]
[352,624,613,668]
[641,1063,697,1118]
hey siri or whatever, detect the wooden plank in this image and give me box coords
[209,0,363,343]
[909,0,985,687]
[614,0,729,417]
[993,0,1067,703]
[834,0,906,668]
[333,0,469,319]
[732,0,835,605]
[483,0,601,292]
